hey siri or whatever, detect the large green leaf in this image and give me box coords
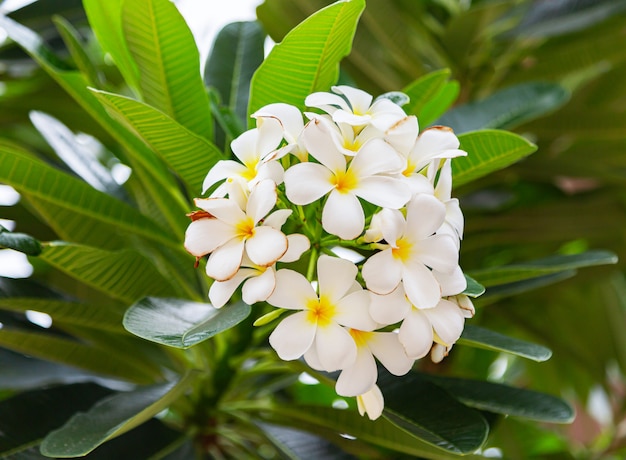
[91,90,223,193]
[121,0,213,139]
[423,375,575,423]
[453,130,537,187]
[402,69,453,123]
[38,242,179,304]
[378,371,489,454]
[417,79,460,127]
[248,0,365,116]
[469,250,618,287]
[205,21,266,127]
[0,329,159,383]
[123,297,251,349]
[0,383,113,457]
[438,82,570,133]
[459,325,552,362]
[0,225,42,256]
[40,372,197,457]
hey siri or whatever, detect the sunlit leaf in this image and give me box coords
[459,325,552,362]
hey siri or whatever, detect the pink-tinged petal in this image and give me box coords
[362,250,402,295]
[334,290,378,331]
[195,197,246,226]
[434,265,466,297]
[305,91,350,112]
[385,115,419,155]
[205,238,245,281]
[336,347,377,397]
[369,286,411,325]
[354,176,410,209]
[333,85,373,114]
[263,209,292,230]
[357,385,384,420]
[405,194,446,239]
[322,190,364,240]
[202,160,247,194]
[317,255,357,304]
[246,226,288,266]
[399,310,433,359]
[246,179,277,224]
[423,299,465,346]
[284,163,334,205]
[209,268,256,308]
[242,267,276,304]
[269,311,316,360]
[350,138,405,177]
[301,119,346,172]
[184,218,233,257]
[267,269,316,310]
[314,323,357,372]
[369,332,414,376]
[402,262,441,309]
[280,234,310,263]
[415,234,459,274]
[230,128,261,166]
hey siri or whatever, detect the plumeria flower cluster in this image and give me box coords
[185,85,475,420]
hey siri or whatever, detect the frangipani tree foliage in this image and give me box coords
[0,1,622,459]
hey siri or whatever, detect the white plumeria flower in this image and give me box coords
[306,85,407,131]
[266,255,377,372]
[357,384,384,420]
[202,119,285,195]
[429,159,464,246]
[335,329,413,397]
[209,234,310,308]
[361,194,459,309]
[369,284,466,359]
[304,112,382,157]
[184,180,288,281]
[252,103,308,162]
[284,119,410,240]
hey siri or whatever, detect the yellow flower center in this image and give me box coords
[349,328,373,348]
[342,137,362,152]
[236,217,256,240]
[332,168,358,194]
[402,159,417,177]
[391,237,412,262]
[306,295,336,327]
[242,159,259,181]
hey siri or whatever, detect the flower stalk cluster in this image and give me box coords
[185,86,474,420]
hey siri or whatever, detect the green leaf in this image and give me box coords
[438,82,570,133]
[378,371,489,454]
[39,242,179,304]
[402,69,453,121]
[121,0,213,139]
[205,21,266,127]
[482,271,577,299]
[0,329,159,383]
[40,372,197,457]
[0,383,113,457]
[419,80,460,127]
[83,0,140,93]
[0,224,42,256]
[248,0,365,116]
[91,89,223,193]
[453,130,537,187]
[459,325,552,362]
[258,423,357,459]
[123,297,252,349]
[423,375,575,423]
[463,274,485,298]
[469,250,618,287]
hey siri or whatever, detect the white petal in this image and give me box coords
[362,249,402,295]
[202,160,247,194]
[354,176,410,209]
[378,208,406,247]
[246,226,288,266]
[350,138,405,176]
[303,345,324,371]
[405,194,446,239]
[263,209,292,229]
[302,119,346,172]
[399,310,433,359]
[255,115,285,158]
[322,190,364,240]
[195,197,246,226]
[424,299,465,346]
[205,238,245,281]
[284,163,334,205]
[314,323,357,372]
[269,311,316,360]
[333,85,373,114]
[405,173,435,197]
[209,268,256,308]
[246,179,277,224]
[385,115,419,155]
[335,347,377,397]
[242,267,276,304]
[402,263,441,309]
[434,265,467,297]
[255,160,285,186]
[357,385,384,420]
[369,286,411,325]
[230,128,262,166]
[334,290,378,331]
[305,91,350,112]
[369,332,414,376]
[184,218,233,257]
[332,110,371,126]
[416,234,459,274]
[280,234,310,263]
[317,255,357,304]
[368,98,407,131]
[444,199,464,239]
[267,269,316,310]
[252,103,304,143]
[434,159,453,200]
